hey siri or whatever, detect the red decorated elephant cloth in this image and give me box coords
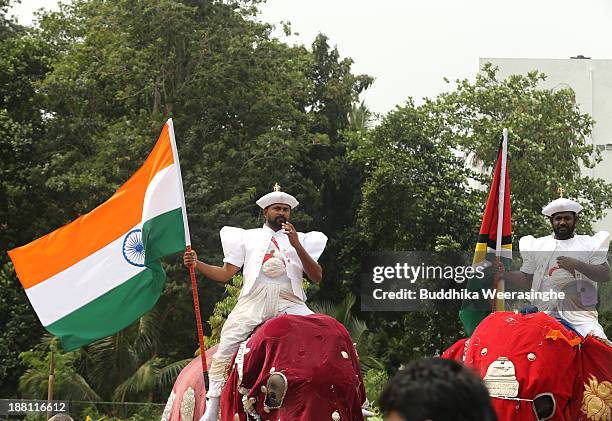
[579,334,612,421]
[221,314,366,421]
[442,311,611,421]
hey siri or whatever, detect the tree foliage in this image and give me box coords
[353,66,612,371]
[426,64,612,239]
[1,0,371,399]
[2,0,611,407]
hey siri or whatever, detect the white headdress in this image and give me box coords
[256,183,299,209]
[542,198,582,217]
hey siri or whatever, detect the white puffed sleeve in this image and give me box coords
[519,235,536,274]
[219,226,246,268]
[590,231,610,265]
[300,231,328,262]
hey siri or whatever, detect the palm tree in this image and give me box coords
[19,291,194,418]
[348,101,373,132]
[18,336,101,402]
[310,293,384,371]
[82,304,192,405]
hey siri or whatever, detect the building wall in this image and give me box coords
[479,58,612,233]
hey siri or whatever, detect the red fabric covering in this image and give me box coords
[221,314,366,421]
[578,335,612,421]
[441,338,468,361]
[167,345,217,421]
[443,312,611,421]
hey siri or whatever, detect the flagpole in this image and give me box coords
[46,350,54,421]
[167,119,209,389]
[494,128,508,312]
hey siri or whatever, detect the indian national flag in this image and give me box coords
[459,131,512,336]
[8,119,189,351]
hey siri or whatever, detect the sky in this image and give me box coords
[9,0,612,114]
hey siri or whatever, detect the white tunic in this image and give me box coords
[519,231,610,337]
[206,224,328,398]
[220,224,328,300]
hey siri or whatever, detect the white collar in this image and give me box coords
[553,234,576,243]
[262,224,283,236]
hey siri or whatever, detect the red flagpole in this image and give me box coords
[186,245,209,388]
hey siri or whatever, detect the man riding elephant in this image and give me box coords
[497,196,610,339]
[183,183,327,421]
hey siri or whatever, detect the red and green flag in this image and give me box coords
[460,130,512,336]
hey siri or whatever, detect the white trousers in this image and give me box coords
[554,293,608,340]
[571,319,608,340]
[207,281,312,397]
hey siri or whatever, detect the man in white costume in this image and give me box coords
[499,195,610,339]
[183,183,327,421]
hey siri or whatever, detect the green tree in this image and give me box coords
[348,100,373,132]
[356,99,480,251]
[18,337,100,402]
[353,100,478,369]
[0,6,56,252]
[4,0,371,400]
[427,64,612,239]
[0,2,55,393]
[0,264,44,396]
[355,66,612,371]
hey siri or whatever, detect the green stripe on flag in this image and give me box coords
[142,207,185,264]
[459,253,512,336]
[47,267,164,351]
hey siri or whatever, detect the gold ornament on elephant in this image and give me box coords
[581,375,611,421]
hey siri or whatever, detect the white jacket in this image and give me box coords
[219,224,327,300]
[519,231,610,306]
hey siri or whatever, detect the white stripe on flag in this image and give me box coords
[25,223,146,326]
[141,163,183,223]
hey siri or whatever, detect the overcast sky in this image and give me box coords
[9,0,612,114]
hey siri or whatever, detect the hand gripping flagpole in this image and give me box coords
[167,119,209,389]
[494,128,509,312]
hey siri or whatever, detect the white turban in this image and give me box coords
[542,198,582,217]
[256,190,299,209]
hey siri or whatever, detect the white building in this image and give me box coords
[479,57,612,233]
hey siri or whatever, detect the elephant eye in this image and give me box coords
[264,372,288,410]
[532,393,556,420]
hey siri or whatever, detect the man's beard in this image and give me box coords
[267,215,286,230]
[553,223,575,240]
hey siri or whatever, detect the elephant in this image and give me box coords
[162,313,368,421]
[443,311,611,421]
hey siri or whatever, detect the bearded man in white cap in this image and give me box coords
[184,183,327,421]
[499,193,610,339]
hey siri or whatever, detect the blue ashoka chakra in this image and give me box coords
[122,229,145,267]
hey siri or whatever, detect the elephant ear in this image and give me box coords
[442,338,469,362]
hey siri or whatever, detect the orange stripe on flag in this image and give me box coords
[8,124,175,289]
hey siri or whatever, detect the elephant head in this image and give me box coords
[443,311,611,421]
[221,314,367,421]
